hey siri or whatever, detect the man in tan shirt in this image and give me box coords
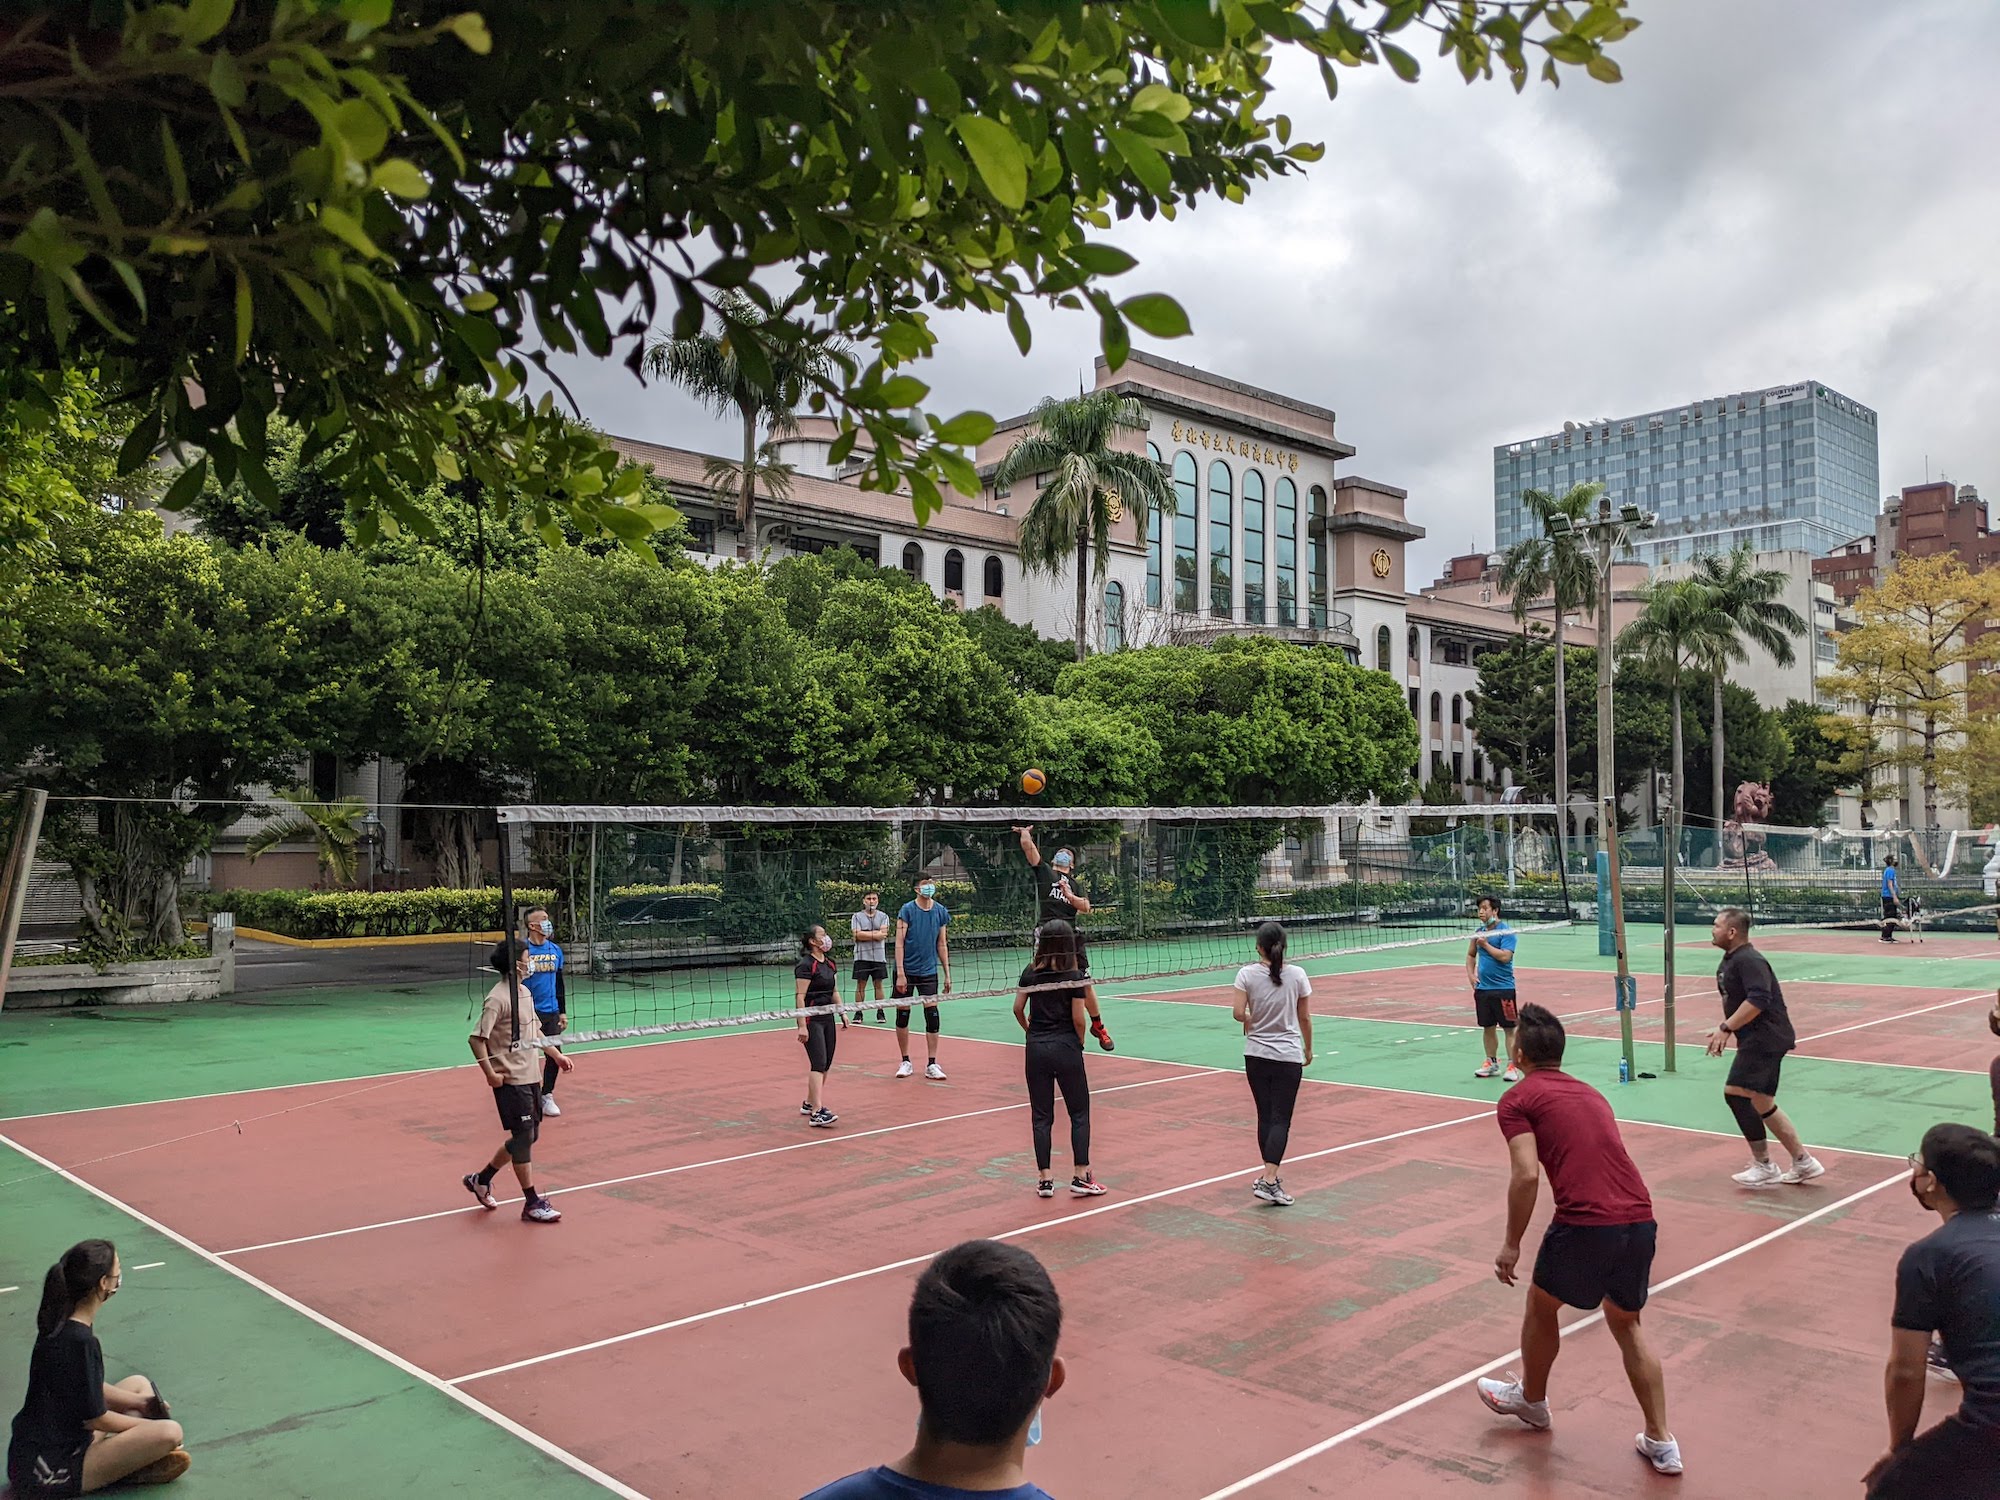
[465,940,573,1223]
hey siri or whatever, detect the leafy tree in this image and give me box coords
[1619,576,1739,822]
[1690,547,1805,836]
[0,1,1635,551]
[1012,694,1163,808]
[960,606,1072,697]
[1767,699,1845,828]
[764,547,928,636]
[992,391,1175,661]
[244,787,368,886]
[1471,641,1670,826]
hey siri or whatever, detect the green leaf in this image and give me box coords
[1154,0,1227,47]
[933,410,996,445]
[1100,307,1130,372]
[1006,298,1032,355]
[935,448,980,496]
[1119,292,1191,339]
[159,121,190,209]
[1070,243,1138,279]
[956,115,1028,210]
[446,12,494,54]
[208,52,246,109]
[332,99,390,161]
[877,375,930,407]
[277,270,333,333]
[434,447,461,481]
[1544,34,1596,65]
[117,409,163,475]
[183,0,235,46]
[160,456,209,512]
[232,261,252,364]
[1106,129,1172,197]
[1130,83,1192,122]
[316,205,383,260]
[108,258,147,318]
[369,158,429,199]
[1381,42,1421,82]
[461,291,499,312]
[1586,54,1624,83]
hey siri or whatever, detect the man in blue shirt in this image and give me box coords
[520,907,568,1116]
[1467,895,1521,1083]
[894,881,952,1081]
[1880,855,1902,944]
[802,1240,1063,1500]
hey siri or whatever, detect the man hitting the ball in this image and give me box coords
[1016,790,1114,1052]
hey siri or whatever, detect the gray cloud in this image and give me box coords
[540,0,2000,581]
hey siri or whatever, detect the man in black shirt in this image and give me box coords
[1705,907,1824,1188]
[1015,826,1113,1051]
[1865,1123,2000,1499]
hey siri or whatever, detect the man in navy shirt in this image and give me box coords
[1865,1123,2000,1498]
[894,880,952,1081]
[521,907,569,1116]
[803,1240,1063,1500]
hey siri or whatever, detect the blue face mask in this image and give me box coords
[1052,854,1072,871]
[919,884,936,898]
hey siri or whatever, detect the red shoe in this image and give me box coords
[1090,1018,1115,1052]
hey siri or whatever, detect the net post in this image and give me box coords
[496,807,520,1043]
[1661,774,1677,1074]
[0,787,49,1015]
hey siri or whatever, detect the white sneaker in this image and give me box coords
[1779,1154,1825,1184]
[1502,1066,1523,1083]
[1732,1158,1784,1187]
[1636,1432,1683,1475]
[925,1061,947,1080]
[540,1096,562,1117]
[895,1059,915,1078]
[1475,1377,1551,1431]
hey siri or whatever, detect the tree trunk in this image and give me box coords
[70,805,191,955]
[1074,526,1089,663]
[1552,605,1569,855]
[419,808,483,889]
[737,403,758,553]
[1670,677,1685,832]
[1711,671,1726,860]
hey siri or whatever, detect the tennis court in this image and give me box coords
[3,919,1995,1498]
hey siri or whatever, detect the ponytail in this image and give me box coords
[1256,921,1287,987]
[36,1239,115,1338]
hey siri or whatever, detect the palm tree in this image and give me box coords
[643,296,839,554]
[702,441,797,509]
[1619,578,1741,835]
[1511,483,1603,857]
[245,788,369,887]
[1496,537,1551,648]
[991,392,1175,662]
[1692,548,1807,843]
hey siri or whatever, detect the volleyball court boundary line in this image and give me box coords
[0,1130,651,1500]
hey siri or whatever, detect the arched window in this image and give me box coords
[1429,691,1442,724]
[902,542,923,578]
[1103,581,1124,652]
[1472,752,1484,781]
[983,555,1003,599]
[1241,469,1266,625]
[1307,485,1328,626]
[1407,687,1419,718]
[1145,443,1164,608]
[1208,460,1233,619]
[1451,694,1463,726]
[1408,625,1420,659]
[1275,477,1297,626]
[944,548,965,592]
[1172,453,1198,612]
[1376,626,1392,672]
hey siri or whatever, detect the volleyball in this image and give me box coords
[1021,768,1046,796]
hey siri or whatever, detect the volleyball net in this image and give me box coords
[479,803,1574,1044]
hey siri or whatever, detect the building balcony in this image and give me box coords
[1164,603,1357,651]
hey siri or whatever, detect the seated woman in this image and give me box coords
[7,1240,188,1497]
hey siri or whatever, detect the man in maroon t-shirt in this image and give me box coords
[1475,1002,1684,1477]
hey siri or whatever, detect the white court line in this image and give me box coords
[130,1261,165,1271]
[0,1286,17,1295]
[0,1131,650,1500]
[1797,992,1992,1042]
[215,1065,1224,1257]
[448,1106,1497,1385]
[1196,1166,1909,1499]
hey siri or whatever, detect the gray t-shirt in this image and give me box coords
[1234,962,1312,1063]
[851,909,889,962]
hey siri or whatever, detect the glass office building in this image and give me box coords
[1492,381,1879,566]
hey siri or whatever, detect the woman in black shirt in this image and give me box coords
[8,1239,188,1497]
[1013,920,1107,1200]
[795,927,845,1128]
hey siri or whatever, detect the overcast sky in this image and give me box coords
[540,0,2000,583]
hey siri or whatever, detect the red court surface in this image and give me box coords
[1753,928,2000,960]
[1,1027,1922,1499]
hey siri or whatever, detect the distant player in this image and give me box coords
[1706,907,1824,1187]
[464,939,571,1223]
[1468,895,1521,1082]
[520,907,568,1116]
[1881,854,1902,943]
[1014,825,1114,1051]
[851,891,890,1024]
[894,879,952,1080]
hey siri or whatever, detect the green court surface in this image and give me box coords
[3,920,1996,1497]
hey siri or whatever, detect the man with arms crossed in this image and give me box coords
[1468,894,1520,1082]
[1706,906,1825,1187]
[1476,1002,1683,1476]
[895,878,952,1080]
[851,891,890,1024]
[1865,1123,2000,1498]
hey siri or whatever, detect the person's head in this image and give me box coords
[1477,894,1502,926]
[915,878,937,903]
[1711,906,1751,952]
[1050,846,1075,874]
[899,1240,1064,1451]
[1508,1002,1566,1074]
[1885,853,1897,869]
[1908,1123,2000,1216]
[1032,919,1077,972]
[489,937,532,979]
[37,1239,119,1338]
[523,906,553,941]
[862,891,880,914]
[1255,920,1287,985]
[800,925,831,960]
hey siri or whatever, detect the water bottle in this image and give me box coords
[1618,1057,1631,1086]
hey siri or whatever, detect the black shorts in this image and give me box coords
[8,1441,90,1500]
[1533,1220,1656,1312]
[853,960,888,982]
[1883,896,1901,921]
[1474,987,1518,1030]
[803,1015,837,1073]
[1866,1413,2000,1500]
[493,1081,542,1139]
[1727,1045,1788,1096]
[894,972,942,1032]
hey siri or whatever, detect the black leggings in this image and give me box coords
[1026,1036,1090,1174]
[1245,1055,1304,1166]
[1990,1055,1999,1136]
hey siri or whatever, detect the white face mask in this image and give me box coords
[817,934,833,952]
[537,920,553,936]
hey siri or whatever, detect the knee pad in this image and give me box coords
[507,1122,536,1162]
[925,1006,942,1034]
[1759,1104,1779,1120]
[1727,1092,1767,1143]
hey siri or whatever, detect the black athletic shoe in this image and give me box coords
[463,1173,499,1210]
[876,1008,886,1022]
[809,1107,839,1128]
[1037,1179,1055,1199]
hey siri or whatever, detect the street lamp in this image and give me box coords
[358,814,383,894]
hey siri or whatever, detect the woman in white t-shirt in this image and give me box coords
[1231,921,1313,1207]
